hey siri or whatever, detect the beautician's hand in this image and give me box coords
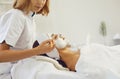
[36,39,55,54]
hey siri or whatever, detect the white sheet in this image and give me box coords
[0,62,13,74]
[11,44,120,79]
[0,62,13,79]
[11,56,82,79]
[0,74,11,79]
[76,43,120,79]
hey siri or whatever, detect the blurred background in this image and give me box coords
[0,0,120,46]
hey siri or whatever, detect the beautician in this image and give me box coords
[0,0,54,62]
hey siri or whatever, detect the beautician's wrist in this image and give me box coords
[32,47,44,55]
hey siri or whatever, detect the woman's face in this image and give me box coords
[30,0,46,12]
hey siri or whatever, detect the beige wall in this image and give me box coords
[0,0,13,16]
[35,0,120,45]
[1,0,120,45]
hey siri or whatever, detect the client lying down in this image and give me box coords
[51,34,80,71]
[51,34,120,75]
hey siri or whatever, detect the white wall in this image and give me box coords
[35,0,120,45]
[0,0,13,16]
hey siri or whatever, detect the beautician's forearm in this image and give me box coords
[0,48,41,62]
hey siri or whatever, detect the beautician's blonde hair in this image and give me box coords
[13,0,50,16]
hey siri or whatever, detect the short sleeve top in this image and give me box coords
[0,9,36,50]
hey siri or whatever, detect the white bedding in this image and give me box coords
[11,56,82,79]
[10,43,120,79]
[76,43,120,79]
[0,74,11,79]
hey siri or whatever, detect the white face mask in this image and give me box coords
[54,37,67,49]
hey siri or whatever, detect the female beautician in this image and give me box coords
[0,0,54,62]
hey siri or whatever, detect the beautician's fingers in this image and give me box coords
[49,39,54,47]
[36,39,55,54]
[51,34,58,40]
[42,39,54,47]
